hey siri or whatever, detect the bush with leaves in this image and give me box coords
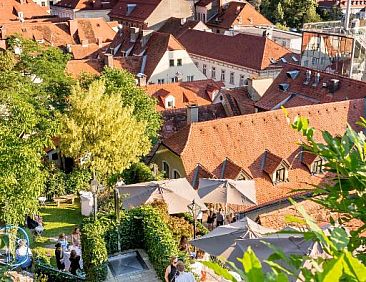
[121,162,162,184]
[44,164,66,198]
[81,218,108,282]
[65,168,92,195]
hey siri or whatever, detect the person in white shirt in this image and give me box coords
[175,261,195,282]
[16,240,32,269]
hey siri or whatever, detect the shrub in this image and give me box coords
[81,218,108,282]
[44,164,66,198]
[183,212,209,236]
[34,260,85,282]
[65,168,92,195]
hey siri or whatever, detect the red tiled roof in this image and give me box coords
[143,32,185,79]
[196,0,213,7]
[113,55,142,73]
[160,99,365,208]
[145,79,223,111]
[0,0,49,23]
[218,157,253,179]
[0,21,74,46]
[54,0,118,10]
[109,0,161,22]
[177,30,292,71]
[71,18,117,44]
[192,163,217,188]
[221,88,256,115]
[207,1,272,30]
[158,17,204,38]
[302,151,318,167]
[71,42,110,59]
[66,59,104,77]
[255,64,366,111]
[263,150,289,175]
[160,103,227,138]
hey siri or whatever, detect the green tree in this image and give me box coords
[60,80,151,181]
[274,2,284,23]
[82,68,161,141]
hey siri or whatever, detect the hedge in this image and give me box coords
[81,219,109,282]
[82,206,179,281]
[34,260,85,282]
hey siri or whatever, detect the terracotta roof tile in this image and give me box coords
[109,0,161,22]
[55,0,118,10]
[217,157,253,179]
[71,18,117,44]
[177,30,292,70]
[158,17,205,37]
[221,88,256,115]
[263,150,289,175]
[0,0,49,23]
[160,103,227,138]
[207,1,272,30]
[112,55,142,73]
[159,99,365,208]
[66,59,104,77]
[192,163,217,188]
[145,79,223,111]
[71,42,110,59]
[301,151,318,167]
[256,64,366,110]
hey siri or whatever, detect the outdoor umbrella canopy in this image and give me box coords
[190,217,276,256]
[117,178,207,214]
[197,179,257,206]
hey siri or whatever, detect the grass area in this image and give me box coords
[30,201,83,266]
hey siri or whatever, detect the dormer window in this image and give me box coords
[165,95,175,108]
[312,159,323,174]
[219,157,253,180]
[301,150,325,175]
[262,150,289,185]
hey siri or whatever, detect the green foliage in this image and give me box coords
[290,114,366,256]
[183,212,209,236]
[203,200,366,281]
[261,0,321,29]
[81,218,108,282]
[121,162,162,184]
[44,164,66,198]
[65,168,92,194]
[90,68,161,141]
[34,259,85,282]
[60,80,151,181]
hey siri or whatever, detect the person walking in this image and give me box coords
[164,256,178,282]
[216,208,224,227]
[175,261,195,282]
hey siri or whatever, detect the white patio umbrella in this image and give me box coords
[198,179,257,206]
[117,178,207,214]
[190,217,276,256]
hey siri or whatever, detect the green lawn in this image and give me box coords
[30,201,83,266]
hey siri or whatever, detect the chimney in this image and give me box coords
[328,78,340,93]
[187,104,199,124]
[96,37,103,47]
[130,27,139,43]
[137,73,147,86]
[69,20,78,37]
[81,39,88,47]
[304,69,312,85]
[315,72,320,84]
[104,53,114,68]
[181,18,186,25]
[66,43,72,53]
[263,28,273,40]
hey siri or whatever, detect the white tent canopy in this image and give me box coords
[117,178,207,214]
[198,179,257,206]
[190,217,275,256]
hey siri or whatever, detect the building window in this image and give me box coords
[236,173,246,180]
[239,75,245,86]
[195,62,199,68]
[158,79,164,84]
[41,1,46,5]
[162,161,170,178]
[187,75,194,82]
[230,72,234,84]
[177,59,182,66]
[312,57,319,65]
[203,64,207,75]
[221,70,225,81]
[202,13,206,22]
[171,77,178,83]
[169,59,174,67]
[173,170,181,179]
[312,159,323,174]
[275,167,286,183]
[49,0,53,5]
[303,60,309,66]
[211,67,216,79]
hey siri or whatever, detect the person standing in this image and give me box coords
[69,249,81,275]
[206,208,216,231]
[164,256,178,282]
[58,233,68,250]
[55,243,65,271]
[216,208,224,227]
[71,227,81,247]
[175,261,195,282]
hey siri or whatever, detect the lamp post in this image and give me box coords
[187,199,201,240]
[90,174,99,221]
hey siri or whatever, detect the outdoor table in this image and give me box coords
[64,246,83,271]
[53,197,68,208]
[60,194,77,204]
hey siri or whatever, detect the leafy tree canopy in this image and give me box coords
[60,80,151,181]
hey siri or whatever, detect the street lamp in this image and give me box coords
[90,175,99,221]
[187,199,201,240]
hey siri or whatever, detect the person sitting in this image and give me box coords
[179,236,189,253]
[55,243,65,271]
[16,240,32,270]
[71,227,81,247]
[69,249,81,275]
[164,256,178,282]
[26,215,43,236]
[175,261,195,282]
[58,233,68,250]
